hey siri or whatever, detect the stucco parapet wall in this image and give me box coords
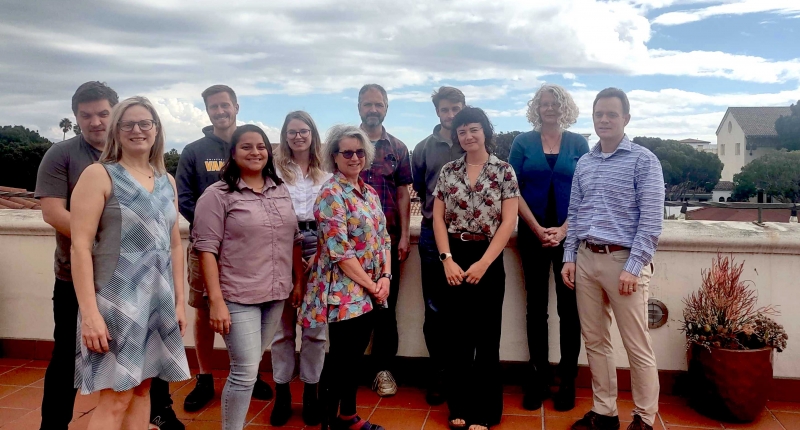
[2,210,799,254]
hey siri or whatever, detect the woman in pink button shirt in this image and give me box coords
[192,124,305,430]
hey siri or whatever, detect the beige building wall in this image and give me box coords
[1,211,799,378]
[718,112,747,182]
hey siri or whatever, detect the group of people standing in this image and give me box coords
[34,79,664,430]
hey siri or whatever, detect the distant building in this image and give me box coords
[712,180,733,202]
[678,138,717,154]
[716,106,792,181]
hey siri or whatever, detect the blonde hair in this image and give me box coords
[100,96,167,175]
[526,83,580,130]
[321,125,375,173]
[275,111,326,185]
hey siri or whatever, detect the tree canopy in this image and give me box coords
[0,126,53,191]
[493,131,522,162]
[775,100,800,151]
[164,148,180,176]
[59,118,72,141]
[633,136,723,200]
[733,150,800,202]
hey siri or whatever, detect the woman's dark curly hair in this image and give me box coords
[450,106,494,154]
[221,124,282,192]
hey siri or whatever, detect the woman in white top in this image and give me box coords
[270,110,332,426]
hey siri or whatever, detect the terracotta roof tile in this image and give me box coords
[714,181,734,191]
[0,186,40,210]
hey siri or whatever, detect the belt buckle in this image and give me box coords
[460,232,469,242]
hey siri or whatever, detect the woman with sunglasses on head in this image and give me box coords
[70,96,191,429]
[192,124,306,430]
[269,111,332,426]
[508,84,589,412]
[300,125,391,430]
[433,107,520,430]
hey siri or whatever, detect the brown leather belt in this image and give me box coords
[585,241,629,254]
[450,232,489,242]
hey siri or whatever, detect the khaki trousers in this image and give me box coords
[575,242,659,426]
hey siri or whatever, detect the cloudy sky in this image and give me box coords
[2,0,799,151]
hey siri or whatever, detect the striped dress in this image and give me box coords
[75,163,190,394]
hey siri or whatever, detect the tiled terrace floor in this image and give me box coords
[0,359,798,429]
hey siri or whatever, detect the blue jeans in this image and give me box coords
[221,300,284,430]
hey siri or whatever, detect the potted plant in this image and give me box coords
[680,254,788,422]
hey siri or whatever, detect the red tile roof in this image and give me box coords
[686,207,790,223]
[0,186,39,210]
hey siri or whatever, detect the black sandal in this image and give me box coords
[333,415,385,430]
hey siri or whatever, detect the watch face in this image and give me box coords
[439,253,447,261]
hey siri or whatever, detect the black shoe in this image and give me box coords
[183,374,214,412]
[302,382,321,426]
[425,371,446,406]
[554,379,576,411]
[150,405,185,430]
[522,389,543,411]
[252,374,274,400]
[626,415,653,430]
[571,411,620,430]
[270,383,293,426]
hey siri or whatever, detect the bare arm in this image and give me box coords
[396,185,411,261]
[167,175,187,336]
[433,197,465,285]
[337,258,377,292]
[69,164,112,353]
[40,197,71,237]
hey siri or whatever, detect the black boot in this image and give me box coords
[426,370,446,406]
[522,368,548,411]
[302,382,321,426]
[270,383,293,426]
[554,378,576,411]
[253,373,274,400]
[183,374,215,412]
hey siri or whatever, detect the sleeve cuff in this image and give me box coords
[328,249,357,264]
[192,238,220,255]
[563,251,577,263]
[624,258,644,277]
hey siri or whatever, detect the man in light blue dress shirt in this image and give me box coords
[561,88,665,430]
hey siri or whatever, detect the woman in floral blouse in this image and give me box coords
[433,107,520,430]
[300,124,391,430]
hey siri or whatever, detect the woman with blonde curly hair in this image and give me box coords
[508,84,589,412]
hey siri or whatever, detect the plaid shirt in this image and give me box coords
[360,126,413,235]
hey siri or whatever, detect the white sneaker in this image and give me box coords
[372,370,398,397]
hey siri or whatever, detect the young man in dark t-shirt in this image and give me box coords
[35,82,184,430]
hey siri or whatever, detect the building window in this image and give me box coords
[720,144,725,155]
[728,121,732,133]
[736,142,741,155]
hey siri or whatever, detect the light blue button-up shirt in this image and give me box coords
[563,135,665,276]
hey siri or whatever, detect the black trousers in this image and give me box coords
[442,239,505,426]
[320,312,376,424]
[418,223,447,375]
[370,239,401,373]
[518,222,581,388]
[40,280,174,430]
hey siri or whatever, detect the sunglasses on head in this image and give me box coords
[337,149,366,159]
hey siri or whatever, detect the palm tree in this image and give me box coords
[73,123,81,136]
[59,118,72,141]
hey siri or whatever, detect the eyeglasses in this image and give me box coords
[119,120,157,132]
[540,102,562,110]
[337,149,366,159]
[287,129,311,138]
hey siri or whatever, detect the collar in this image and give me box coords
[590,134,632,157]
[237,177,277,194]
[79,134,102,154]
[360,125,390,142]
[333,171,366,193]
[432,124,453,146]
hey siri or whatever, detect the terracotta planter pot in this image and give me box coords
[687,343,773,422]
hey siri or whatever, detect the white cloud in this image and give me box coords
[572,82,588,88]
[653,0,800,25]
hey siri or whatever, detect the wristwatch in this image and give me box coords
[439,252,452,262]
[379,273,392,281]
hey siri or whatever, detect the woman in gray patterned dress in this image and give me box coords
[70,96,190,430]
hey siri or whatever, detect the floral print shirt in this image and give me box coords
[300,172,391,328]
[434,154,520,238]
